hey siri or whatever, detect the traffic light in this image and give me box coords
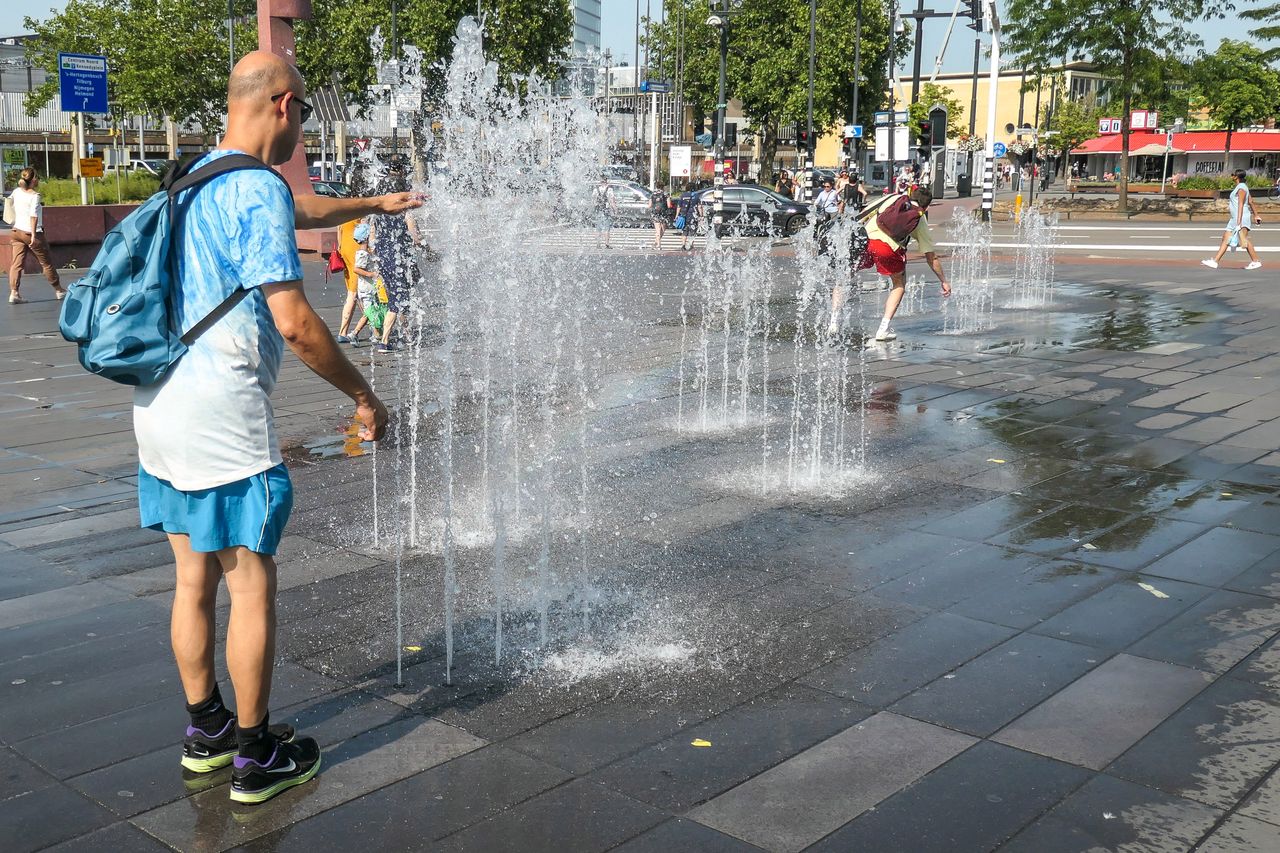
[917,120,931,146]
[724,123,738,147]
[965,0,985,31]
[928,105,948,148]
[796,123,810,147]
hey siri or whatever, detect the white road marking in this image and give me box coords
[937,241,1279,253]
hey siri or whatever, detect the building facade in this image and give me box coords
[572,0,602,57]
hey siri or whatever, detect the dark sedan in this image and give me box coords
[697,185,810,236]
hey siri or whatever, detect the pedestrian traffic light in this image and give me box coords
[724,123,738,147]
[796,123,810,147]
[917,120,931,146]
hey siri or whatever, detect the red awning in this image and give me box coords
[1071,130,1280,155]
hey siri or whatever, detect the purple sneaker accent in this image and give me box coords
[233,745,278,770]
[186,717,235,739]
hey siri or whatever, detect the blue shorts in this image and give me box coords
[138,463,293,555]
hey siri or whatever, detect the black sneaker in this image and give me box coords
[181,718,296,773]
[229,736,321,804]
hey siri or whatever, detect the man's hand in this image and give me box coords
[354,393,388,442]
[941,279,952,297]
[376,192,426,215]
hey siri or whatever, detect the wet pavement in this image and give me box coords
[3,250,1280,852]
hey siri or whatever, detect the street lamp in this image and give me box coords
[42,131,50,175]
[705,0,742,236]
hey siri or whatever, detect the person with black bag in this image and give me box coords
[650,185,672,249]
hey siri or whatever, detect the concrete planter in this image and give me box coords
[1168,188,1217,199]
[0,203,139,273]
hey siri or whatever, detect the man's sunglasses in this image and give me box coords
[271,91,313,123]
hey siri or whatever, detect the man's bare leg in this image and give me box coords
[169,534,222,705]
[876,272,907,339]
[217,546,278,728]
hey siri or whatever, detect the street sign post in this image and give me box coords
[874,110,909,126]
[58,53,109,114]
[992,141,1007,158]
[639,80,670,93]
[843,124,864,139]
[670,145,692,178]
[875,126,910,163]
[79,157,104,178]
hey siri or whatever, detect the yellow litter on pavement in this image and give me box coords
[404,645,422,652]
[691,739,712,748]
[987,459,1006,464]
[1138,583,1169,599]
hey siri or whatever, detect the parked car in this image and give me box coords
[696,184,810,236]
[311,180,351,198]
[309,161,345,182]
[129,159,170,177]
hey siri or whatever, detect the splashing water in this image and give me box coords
[1009,208,1060,307]
[942,208,994,334]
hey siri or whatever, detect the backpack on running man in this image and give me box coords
[58,154,283,387]
[875,194,923,245]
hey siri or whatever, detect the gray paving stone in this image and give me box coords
[800,612,1015,706]
[134,717,485,851]
[1143,526,1280,587]
[1069,516,1206,570]
[946,560,1118,630]
[1127,589,1280,674]
[1196,814,1280,853]
[988,503,1131,555]
[1030,575,1213,650]
[808,741,1091,853]
[0,746,56,802]
[688,712,975,853]
[891,633,1102,736]
[239,746,570,852]
[996,774,1222,853]
[993,654,1213,770]
[1109,676,1280,810]
[872,545,1044,610]
[589,684,870,812]
[0,580,134,630]
[610,819,766,852]
[434,778,665,853]
[0,507,141,549]
[41,822,172,852]
[1238,767,1280,826]
[0,782,116,853]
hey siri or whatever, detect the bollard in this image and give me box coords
[1014,192,1024,223]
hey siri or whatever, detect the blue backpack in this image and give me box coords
[58,154,280,386]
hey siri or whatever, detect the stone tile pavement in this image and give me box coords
[2,257,1280,851]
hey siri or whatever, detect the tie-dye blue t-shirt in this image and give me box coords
[133,150,302,491]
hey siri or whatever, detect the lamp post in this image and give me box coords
[805,0,816,203]
[849,0,862,172]
[706,1,742,237]
[42,131,50,175]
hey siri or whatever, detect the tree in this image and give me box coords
[1242,2,1280,62]
[296,0,573,110]
[1004,0,1227,210]
[1040,85,1099,174]
[644,0,896,185]
[24,0,249,135]
[1191,40,1280,165]
[907,82,965,139]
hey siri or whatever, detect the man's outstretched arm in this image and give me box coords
[294,192,423,229]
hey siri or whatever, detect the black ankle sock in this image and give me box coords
[185,684,233,735]
[236,713,275,763]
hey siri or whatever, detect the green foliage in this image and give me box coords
[1042,87,1099,156]
[297,0,572,110]
[39,172,160,206]
[907,82,965,138]
[1191,39,1280,155]
[1174,174,1217,189]
[644,0,896,184]
[1175,173,1273,190]
[1003,0,1227,206]
[23,0,253,132]
[1242,2,1280,62]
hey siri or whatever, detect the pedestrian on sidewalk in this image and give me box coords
[6,167,65,303]
[650,184,672,249]
[593,178,616,248]
[346,221,385,343]
[1203,170,1263,270]
[372,173,420,353]
[133,50,416,806]
[775,169,795,200]
[334,217,362,342]
[675,189,700,251]
[815,178,841,222]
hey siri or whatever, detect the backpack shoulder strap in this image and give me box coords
[166,153,288,198]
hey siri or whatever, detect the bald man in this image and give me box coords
[132,51,418,805]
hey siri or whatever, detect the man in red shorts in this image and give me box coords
[861,187,950,341]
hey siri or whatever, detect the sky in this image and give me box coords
[3,0,1249,74]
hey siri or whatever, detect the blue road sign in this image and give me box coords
[992,141,1008,158]
[851,125,863,139]
[640,80,670,94]
[59,53,109,114]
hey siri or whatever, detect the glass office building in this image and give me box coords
[573,0,602,56]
